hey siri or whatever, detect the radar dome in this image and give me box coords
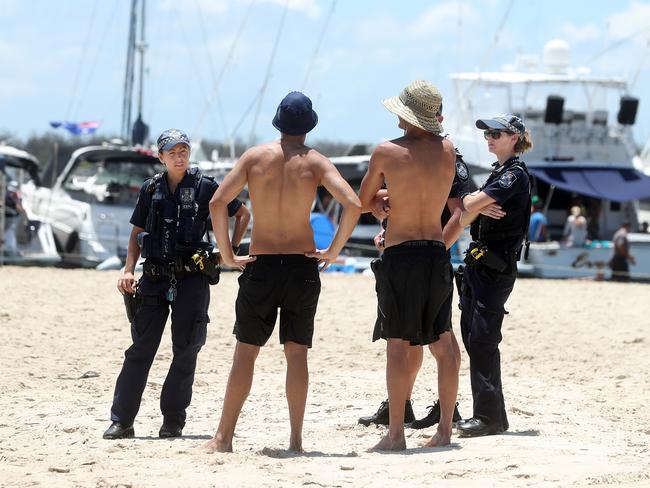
[543,39,571,74]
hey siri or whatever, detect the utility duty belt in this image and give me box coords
[464,241,513,273]
[143,249,221,286]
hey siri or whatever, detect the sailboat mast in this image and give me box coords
[136,0,146,118]
[121,0,138,142]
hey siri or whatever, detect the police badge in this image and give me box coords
[455,161,469,181]
[498,171,517,188]
[180,187,195,210]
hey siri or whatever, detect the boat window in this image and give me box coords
[63,158,159,206]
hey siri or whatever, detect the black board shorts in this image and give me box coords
[234,255,321,347]
[372,240,453,345]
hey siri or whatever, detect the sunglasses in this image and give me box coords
[483,130,513,140]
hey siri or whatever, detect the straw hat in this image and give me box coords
[382,80,443,134]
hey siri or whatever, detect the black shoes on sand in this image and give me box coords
[358,399,462,429]
[409,400,462,429]
[358,399,416,426]
[103,419,184,439]
[103,421,134,440]
[456,417,507,437]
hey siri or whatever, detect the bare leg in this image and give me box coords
[425,331,459,447]
[371,339,413,451]
[406,346,423,401]
[204,341,260,452]
[284,341,308,452]
[450,330,461,372]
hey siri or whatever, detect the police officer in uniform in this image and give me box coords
[358,148,475,428]
[104,129,250,439]
[456,114,533,437]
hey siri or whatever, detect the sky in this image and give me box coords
[1,0,649,150]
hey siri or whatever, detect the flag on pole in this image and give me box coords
[49,120,101,135]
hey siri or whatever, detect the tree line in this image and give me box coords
[0,131,370,170]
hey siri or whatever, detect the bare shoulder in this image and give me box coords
[441,137,456,164]
[305,147,332,168]
[239,142,278,165]
[371,140,401,163]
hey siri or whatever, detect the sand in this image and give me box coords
[1,266,649,487]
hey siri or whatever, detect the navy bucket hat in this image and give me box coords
[272,91,318,135]
[476,114,525,137]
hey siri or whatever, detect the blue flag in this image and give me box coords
[50,120,101,135]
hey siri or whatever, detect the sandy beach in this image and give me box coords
[1,266,649,487]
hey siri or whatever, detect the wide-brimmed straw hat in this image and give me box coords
[382,80,443,134]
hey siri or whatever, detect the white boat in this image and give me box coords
[21,143,160,267]
[0,145,60,266]
[447,39,650,280]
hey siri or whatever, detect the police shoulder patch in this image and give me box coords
[455,160,469,181]
[498,171,517,188]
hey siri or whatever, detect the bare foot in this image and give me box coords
[422,428,451,448]
[369,433,406,452]
[288,442,303,453]
[203,434,232,453]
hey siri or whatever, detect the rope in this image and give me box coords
[301,0,336,91]
[248,1,289,142]
[192,0,257,139]
[65,0,99,121]
[71,0,121,121]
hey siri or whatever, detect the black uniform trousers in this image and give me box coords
[110,273,210,427]
[460,264,516,428]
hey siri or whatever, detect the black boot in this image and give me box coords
[159,419,184,438]
[358,399,415,426]
[103,421,134,440]
[456,417,506,437]
[410,401,462,430]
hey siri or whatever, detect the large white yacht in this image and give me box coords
[447,39,650,280]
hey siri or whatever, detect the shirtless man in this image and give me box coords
[359,80,458,451]
[204,91,361,453]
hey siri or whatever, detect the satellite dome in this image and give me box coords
[543,39,571,74]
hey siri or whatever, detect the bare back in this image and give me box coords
[376,136,455,248]
[246,141,324,254]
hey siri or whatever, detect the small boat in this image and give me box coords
[0,145,60,266]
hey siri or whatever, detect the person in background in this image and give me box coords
[610,221,635,282]
[528,196,547,242]
[563,205,588,247]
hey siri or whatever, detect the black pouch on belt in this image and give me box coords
[123,292,137,323]
[189,249,221,285]
[464,242,508,273]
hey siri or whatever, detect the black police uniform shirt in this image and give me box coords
[441,158,472,227]
[130,171,242,237]
[480,159,530,253]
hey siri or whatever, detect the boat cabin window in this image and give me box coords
[63,157,159,206]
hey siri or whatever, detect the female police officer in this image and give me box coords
[104,129,250,439]
[456,114,533,437]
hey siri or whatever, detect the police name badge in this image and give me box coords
[498,171,517,188]
[180,187,195,209]
[455,161,469,181]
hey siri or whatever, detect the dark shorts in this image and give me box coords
[234,255,321,347]
[372,240,453,345]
